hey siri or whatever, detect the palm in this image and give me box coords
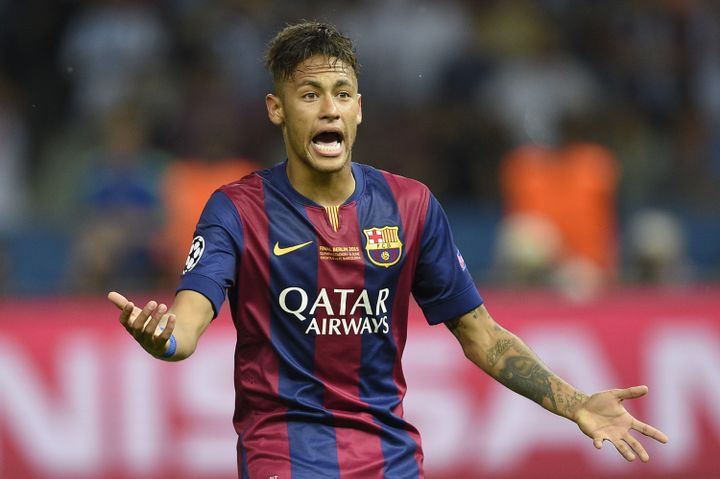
[575,385,668,462]
[577,391,634,438]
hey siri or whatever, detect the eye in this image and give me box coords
[338,91,351,99]
[303,91,318,100]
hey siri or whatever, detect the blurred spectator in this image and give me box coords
[157,156,260,281]
[172,0,273,108]
[494,213,563,286]
[59,0,174,120]
[686,2,720,204]
[67,105,169,292]
[474,0,601,146]
[600,105,673,211]
[341,0,471,104]
[0,76,28,292]
[498,143,619,297]
[0,0,76,172]
[0,77,28,235]
[625,209,693,284]
[166,59,266,162]
[155,63,265,283]
[427,101,508,202]
[607,2,684,121]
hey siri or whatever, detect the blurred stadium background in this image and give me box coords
[0,0,718,478]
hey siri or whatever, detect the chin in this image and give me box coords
[306,155,350,173]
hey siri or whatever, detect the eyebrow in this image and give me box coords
[298,79,354,89]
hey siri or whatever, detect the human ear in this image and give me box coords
[266,94,284,126]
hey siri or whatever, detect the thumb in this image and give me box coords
[107,291,129,310]
[594,437,604,449]
[615,385,649,401]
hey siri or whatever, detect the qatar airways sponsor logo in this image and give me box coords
[278,287,390,335]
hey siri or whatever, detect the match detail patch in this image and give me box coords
[183,236,205,274]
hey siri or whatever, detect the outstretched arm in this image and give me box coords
[446,305,668,462]
[108,290,214,361]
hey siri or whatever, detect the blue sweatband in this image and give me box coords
[161,334,177,358]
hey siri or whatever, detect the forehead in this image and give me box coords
[289,55,357,85]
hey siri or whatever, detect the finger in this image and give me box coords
[624,434,650,463]
[612,439,636,462]
[118,301,136,328]
[107,291,129,310]
[632,419,669,443]
[142,303,167,337]
[129,301,157,333]
[155,314,176,344]
[615,385,649,401]
[593,437,603,450]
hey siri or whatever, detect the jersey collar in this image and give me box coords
[270,160,366,207]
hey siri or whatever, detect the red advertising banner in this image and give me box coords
[1,287,719,478]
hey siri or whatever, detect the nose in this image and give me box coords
[320,95,340,120]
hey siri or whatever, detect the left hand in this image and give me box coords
[575,385,668,462]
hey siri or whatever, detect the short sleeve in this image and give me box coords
[412,194,483,325]
[176,190,243,317]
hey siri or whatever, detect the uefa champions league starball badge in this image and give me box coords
[183,236,205,274]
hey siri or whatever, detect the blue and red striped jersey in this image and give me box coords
[178,161,483,478]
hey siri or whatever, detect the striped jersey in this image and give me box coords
[178,161,483,478]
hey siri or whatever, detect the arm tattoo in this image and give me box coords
[486,338,515,367]
[445,317,461,333]
[498,356,557,411]
[446,309,584,417]
[555,389,588,418]
[445,308,479,333]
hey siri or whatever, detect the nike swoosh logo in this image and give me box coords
[273,241,313,256]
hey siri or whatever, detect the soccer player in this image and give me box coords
[108,21,668,478]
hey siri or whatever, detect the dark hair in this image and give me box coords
[265,21,359,86]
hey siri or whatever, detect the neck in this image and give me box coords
[286,160,355,207]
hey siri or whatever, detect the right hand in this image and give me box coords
[108,291,176,358]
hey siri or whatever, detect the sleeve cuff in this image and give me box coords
[420,284,483,325]
[176,272,226,318]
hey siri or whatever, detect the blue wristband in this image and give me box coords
[161,334,177,358]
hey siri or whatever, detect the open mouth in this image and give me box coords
[311,131,344,156]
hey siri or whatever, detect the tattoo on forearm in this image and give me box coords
[555,389,588,418]
[498,356,557,410]
[445,308,480,333]
[486,338,515,367]
[445,310,582,417]
[445,317,461,332]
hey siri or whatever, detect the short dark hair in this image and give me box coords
[265,21,359,86]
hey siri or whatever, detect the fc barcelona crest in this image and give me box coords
[363,226,403,268]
